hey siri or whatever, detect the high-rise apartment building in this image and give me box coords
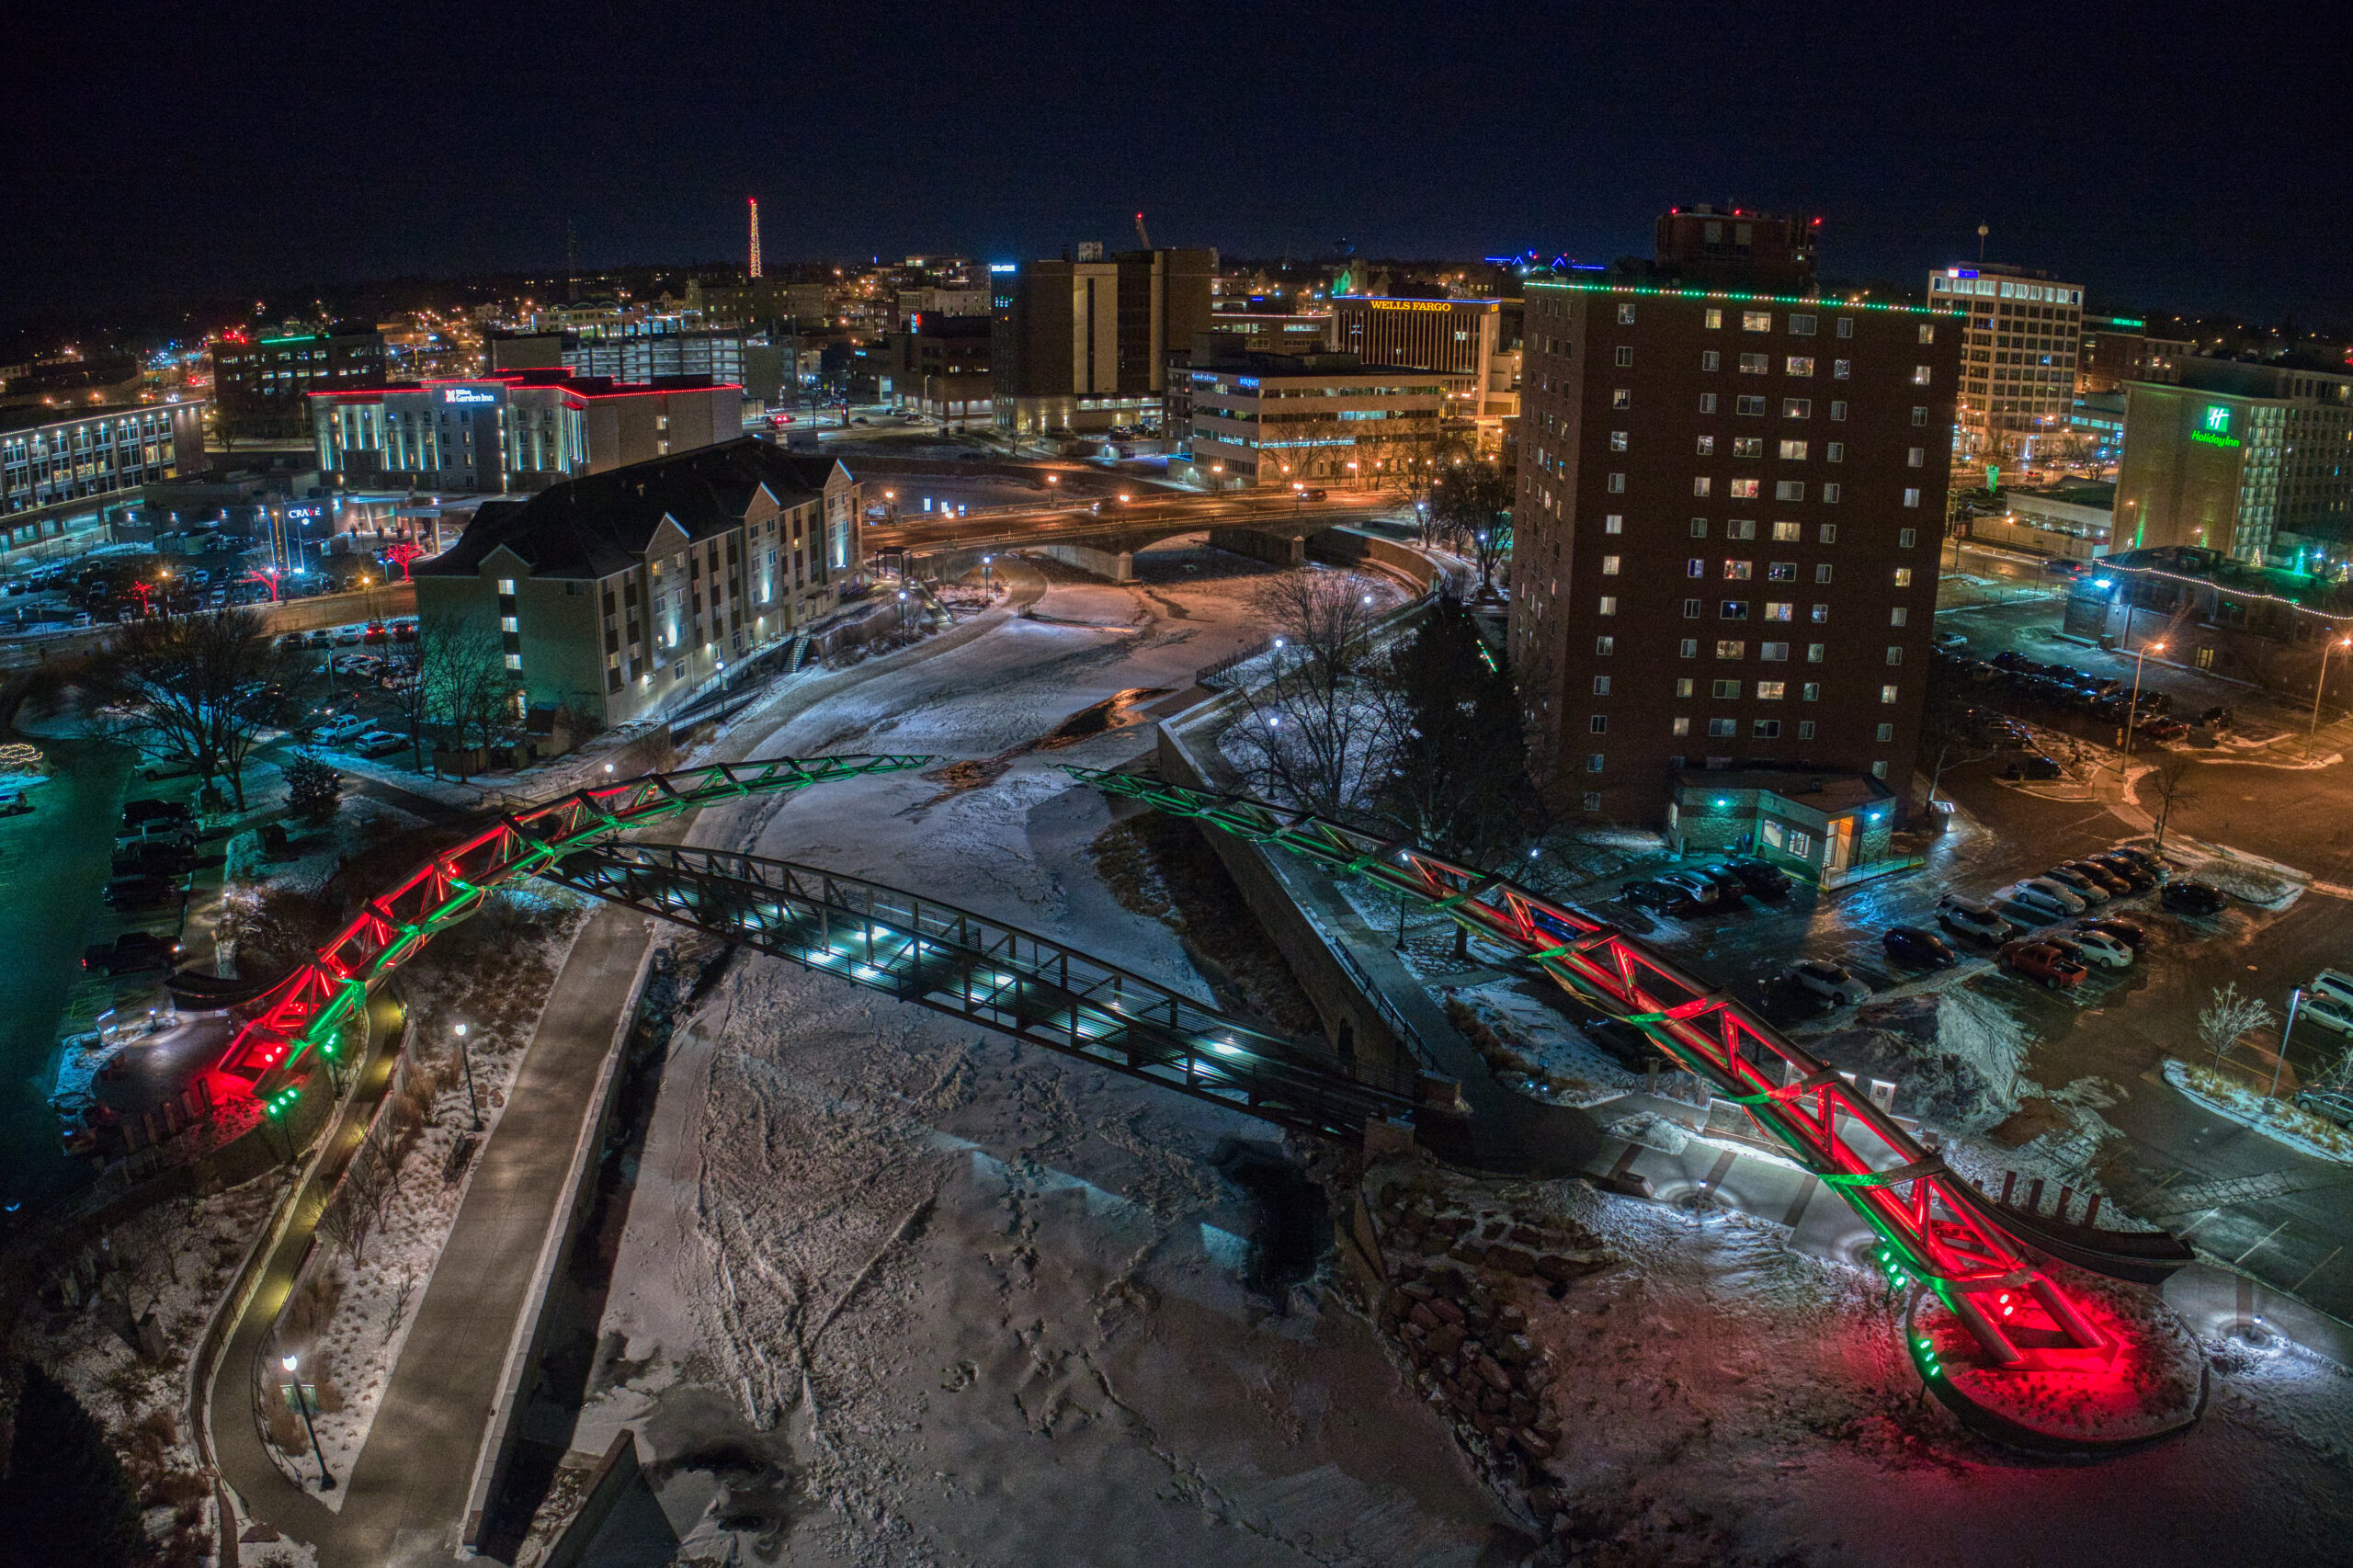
[990,247,1215,436]
[2113,358,2353,564]
[1927,264,2084,464]
[210,322,386,440]
[1513,254,1961,858]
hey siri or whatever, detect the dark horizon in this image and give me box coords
[5,1,2347,344]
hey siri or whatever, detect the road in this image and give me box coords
[866,484,1395,556]
[0,584,415,669]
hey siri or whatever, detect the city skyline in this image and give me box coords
[4,2,2347,335]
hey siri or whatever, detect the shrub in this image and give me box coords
[0,1361,144,1567]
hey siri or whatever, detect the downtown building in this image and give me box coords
[1513,224,1961,879]
[2,399,207,557]
[1927,264,2084,466]
[210,322,386,440]
[1330,295,1522,431]
[309,369,743,495]
[2113,358,2353,567]
[989,246,1215,437]
[412,437,861,728]
[1173,349,1466,491]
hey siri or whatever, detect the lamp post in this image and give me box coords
[280,1355,335,1489]
[2274,988,2307,1098]
[453,1022,481,1131]
[2120,640,2165,767]
[715,657,731,724]
[981,554,994,594]
[2309,636,2353,757]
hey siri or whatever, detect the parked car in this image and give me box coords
[355,730,408,758]
[1619,880,1698,915]
[2086,852,2157,892]
[82,932,180,975]
[2307,968,2353,1013]
[1999,939,2089,989]
[2077,916,2148,950]
[103,873,175,911]
[116,819,193,852]
[2295,990,2353,1038]
[1932,631,1970,652]
[315,714,371,743]
[1657,868,1740,904]
[2064,927,2134,968]
[2004,754,2064,781]
[1720,857,1791,896]
[1882,926,1960,969]
[1788,960,1870,1006]
[2061,859,2134,897]
[2108,845,2167,877]
[1938,896,2015,942]
[120,798,191,830]
[335,625,365,645]
[0,789,28,817]
[2160,879,2227,915]
[2041,865,2113,904]
[2139,716,2191,742]
[1301,487,1329,501]
[2008,878,2087,916]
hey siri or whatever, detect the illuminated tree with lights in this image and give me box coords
[384,540,426,583]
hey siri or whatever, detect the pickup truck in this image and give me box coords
[1999,939,2088,989]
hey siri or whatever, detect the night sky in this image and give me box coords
[6,1,2346,338]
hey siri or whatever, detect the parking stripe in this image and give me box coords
[2290,1245,2343,1294]
[2234,1220,2292,1267]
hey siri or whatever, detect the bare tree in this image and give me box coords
[419,610,519,776]
[88,608,292,809]
[2142,749,2198,848]
[1228,570,1400,818]
[1356,419,1475,524]
[1427,460,1516,589]
[2200,982,2274,1073]
[320,1139,402,1269]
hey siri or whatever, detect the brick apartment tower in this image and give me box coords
[1510,208,1963,827]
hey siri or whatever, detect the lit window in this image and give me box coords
[1595,635,1615,655]
[1825,441,1845,462]
[1722,560,1753,580]
[1612,388,1631,408]
[1699,392,1719,414]
[1775,481,1805,501]
[1739,353,1770,374]
[1729,479,1759,499]
[1598,595,1618,615]
[1618,302,1637,324]
[1673,716,1691,735]
[496,577,516,595]
[1676,677,1695,697]
[1772,521,1801,541]
[1783,398,1812,418]
[1610,430,1628,451]
[1808,644,1825,663]
[1907,447,1925,468]
[504,652,522,670]
[1911,365,1932,384]
[1679,640,1698,658]
[1742,311,1772,332]
[1761,641,1790,661]
[1693,476,1712,496]
[1716,639,1745,658]
[1696,435,1716,456]
[1605,514,1623,533]
[1891,608,1908,626]
[1756,680,1786,699]
[1588,753,1607,772]
[1704,308,1722,329]
[1722,602,1749,620]
[1893,567,1914,586]
[499,615,518,632]
[1881,684,1900,703]
[1785,357,1814,377]
[1835,359,1853,379]
[1823,483,1843,503]
[1726,518,1756,540]
[1812,603,1828,622]
[1601,555,1621,574]
[1609,472,1627,492]
[1779,439,1808,460]
[1765,602,1792,621]
[1918,324,1936,344]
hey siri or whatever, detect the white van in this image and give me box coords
[2309,969,2353,1012]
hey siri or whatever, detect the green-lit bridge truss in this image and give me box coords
[213,756,934,1084]
[1063,766,2107,1371]
[532,844,1426,1139]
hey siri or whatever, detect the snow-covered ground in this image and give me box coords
[554,550,2353,1566]
[571,551,1523,1564]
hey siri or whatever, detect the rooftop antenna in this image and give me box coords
[1976,222,1989,263]
[749,198,764,279]
[1133,210,1152,249]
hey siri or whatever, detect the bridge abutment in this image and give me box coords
[1207,527,1307,569]
[1040,541,1137,582]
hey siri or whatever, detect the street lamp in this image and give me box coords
[2120,641,2165,765]
[453,1022,481,1131]
[981,554,994,593]
[280,1355,335,1489]
[716,657,731,723]
[2309,636,2353,757]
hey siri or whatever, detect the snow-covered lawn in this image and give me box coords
[2164,1058,2353,1165]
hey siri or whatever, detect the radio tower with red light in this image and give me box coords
[748,198,762,279]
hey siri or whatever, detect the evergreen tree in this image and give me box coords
[1373,602,1539,956]
[284,752,343,825]
[0,1362,143,1568]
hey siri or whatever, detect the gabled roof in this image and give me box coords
[415,438,843,582]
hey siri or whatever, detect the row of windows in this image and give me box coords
[1614,301,1933,341]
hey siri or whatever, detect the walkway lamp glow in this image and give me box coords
[280,1354,335,1489]
[453,1022,481,1131]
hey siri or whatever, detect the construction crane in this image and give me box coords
[1133,211,1153,249]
